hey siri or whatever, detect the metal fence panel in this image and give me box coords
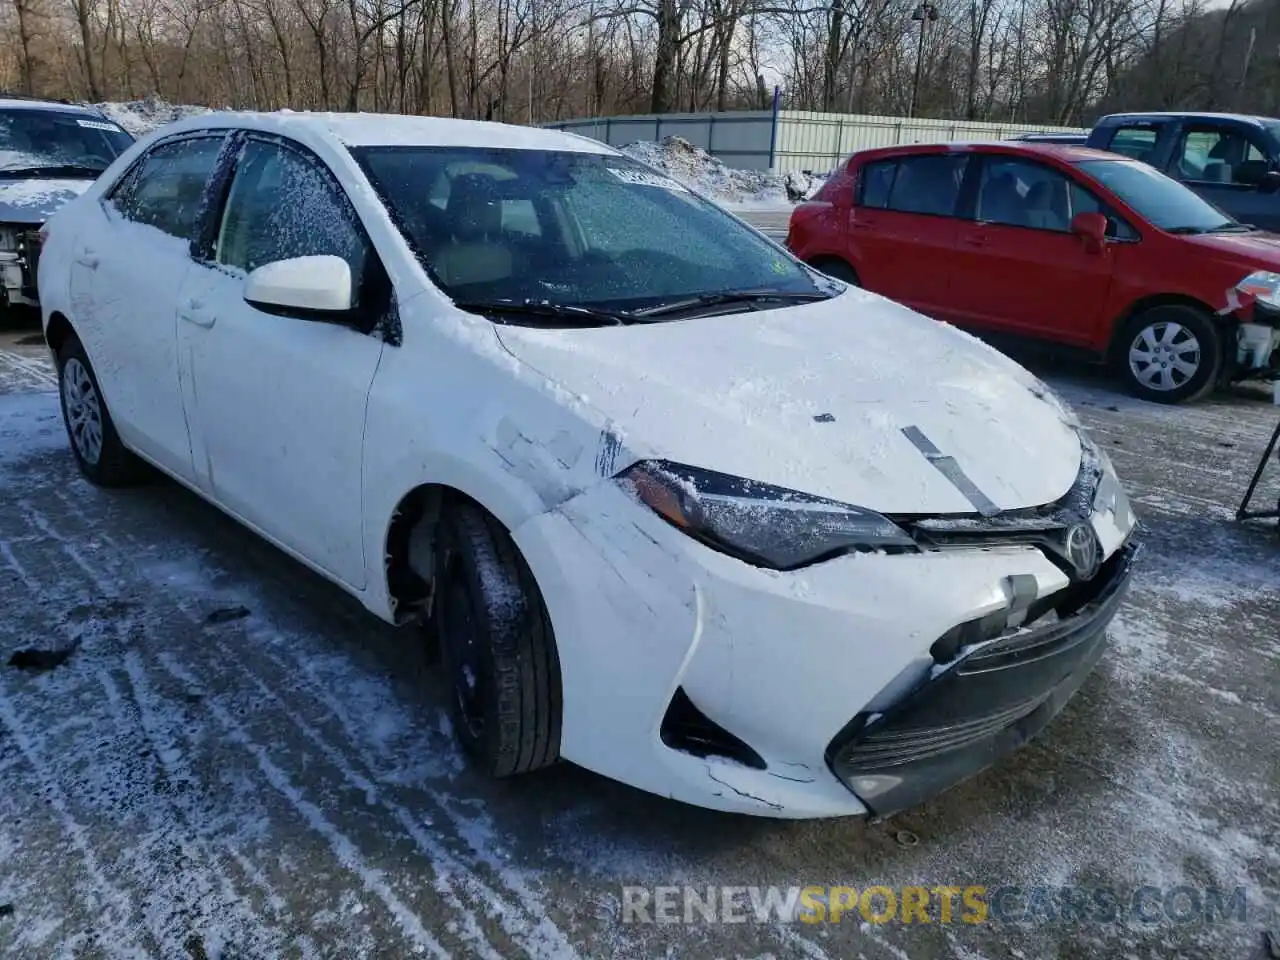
[775,111,1089,172]
[543,110,1089,173]
[544,111,777,169]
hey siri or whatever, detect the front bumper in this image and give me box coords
[827,540,1137,818]
[0,225,43,308]
[513,479,1137,819]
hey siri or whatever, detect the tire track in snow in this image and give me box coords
[99,657,298,957]
[1,539,304,955]
[153,651,450,959]
[109,535,583,960]
[23,499,578,959]
[0,680,150,958]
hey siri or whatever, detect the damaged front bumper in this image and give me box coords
[514,469,1138,819]
[0,225,43,308]
[826,539,1137,819]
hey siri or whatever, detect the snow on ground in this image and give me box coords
[0,319,1276,959]
[619,136,825,208]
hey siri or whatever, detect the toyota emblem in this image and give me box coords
[1064,521,1101,580]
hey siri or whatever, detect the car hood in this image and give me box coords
[494,290,1084,515]
[0,178,94,224]
[1181,229,1280,264]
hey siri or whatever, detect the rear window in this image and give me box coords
[857,154,967,217]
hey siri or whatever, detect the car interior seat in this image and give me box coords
[981,171,1025,226]
[1024,179,1069,231]
[434,173,514,288]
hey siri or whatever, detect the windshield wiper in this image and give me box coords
[1205,222,1258,233]
[453,298,635,327]
[0,164,108,179]
[631,289,832,319]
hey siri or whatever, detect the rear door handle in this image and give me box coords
[178,298,216,329]
[962,233,987,247]
[75,247,98,269]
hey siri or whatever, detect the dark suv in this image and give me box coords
[1085,112,1280,232]
[1,95,135,314]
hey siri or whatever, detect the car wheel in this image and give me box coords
[434,502,561,777]
[1117,305,1222,404]
[809,257,860,286]
[56,335,143,486]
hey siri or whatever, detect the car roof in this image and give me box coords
[0,96,109,117]
[850,140,1123,164]
[1098,111,1276,127]
[155,110,619,155]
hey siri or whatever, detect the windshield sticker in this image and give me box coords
[76,119,123,133]
[607,168,688,191]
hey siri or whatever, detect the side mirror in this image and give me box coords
[1070,212,1108,252]
[244,255,353,316]
[1263,171,1280,193]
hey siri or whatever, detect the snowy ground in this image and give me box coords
[1,308,1277,959]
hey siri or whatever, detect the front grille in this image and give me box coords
[18,229,42,297]
[826,541,1138,818]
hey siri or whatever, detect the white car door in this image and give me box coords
[68,132,230,483]
[174,134,388,588]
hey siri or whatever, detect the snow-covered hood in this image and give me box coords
[495,290,1084,516]
[0,178,94,224]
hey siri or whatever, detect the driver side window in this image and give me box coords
[215,138,370,298]
[1177,126,1270,185]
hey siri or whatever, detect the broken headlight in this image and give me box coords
[617,460,917,570]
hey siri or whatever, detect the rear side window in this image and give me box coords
[859,160,897,208]
[108,135,226,242]
[1104,126,1158,163]
[862,155,967,217]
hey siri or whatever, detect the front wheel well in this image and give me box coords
[382,484,526,626]
[1106,294,1225,363]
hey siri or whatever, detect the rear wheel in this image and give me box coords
[808,257,860,287]
[1116,305,1222,404]
[433,502,561,777]
[56,335,144,486]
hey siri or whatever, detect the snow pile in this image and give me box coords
[95,97,215,137]
[619,136,826,207]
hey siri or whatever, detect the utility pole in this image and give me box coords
[909,2,938,119]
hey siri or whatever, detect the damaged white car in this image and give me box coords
[37,112,1139,819]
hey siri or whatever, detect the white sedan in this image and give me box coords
[37,111,1138,819]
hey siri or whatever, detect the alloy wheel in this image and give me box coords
[1128,321,1201,393]
[62,357,104,465]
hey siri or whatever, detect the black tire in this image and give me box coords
[434,503,561,777]
[809,257,861,287]
[1115,305,1222,404]
[55,334,145,486]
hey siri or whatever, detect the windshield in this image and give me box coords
[0,109,134,175]
[1076,158,1235,232]
[352,146,827,315]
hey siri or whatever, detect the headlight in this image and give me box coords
[1234,271,1280,309]
[617,460,917,570]
[1081,433,1137,534]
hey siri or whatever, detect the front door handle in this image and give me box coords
[75,247,98,269]
[179,298,216,329]
[961,233,987,248]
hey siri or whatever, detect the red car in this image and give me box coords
[787,141,1280,403]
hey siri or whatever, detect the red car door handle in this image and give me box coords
[962,234,987,247]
